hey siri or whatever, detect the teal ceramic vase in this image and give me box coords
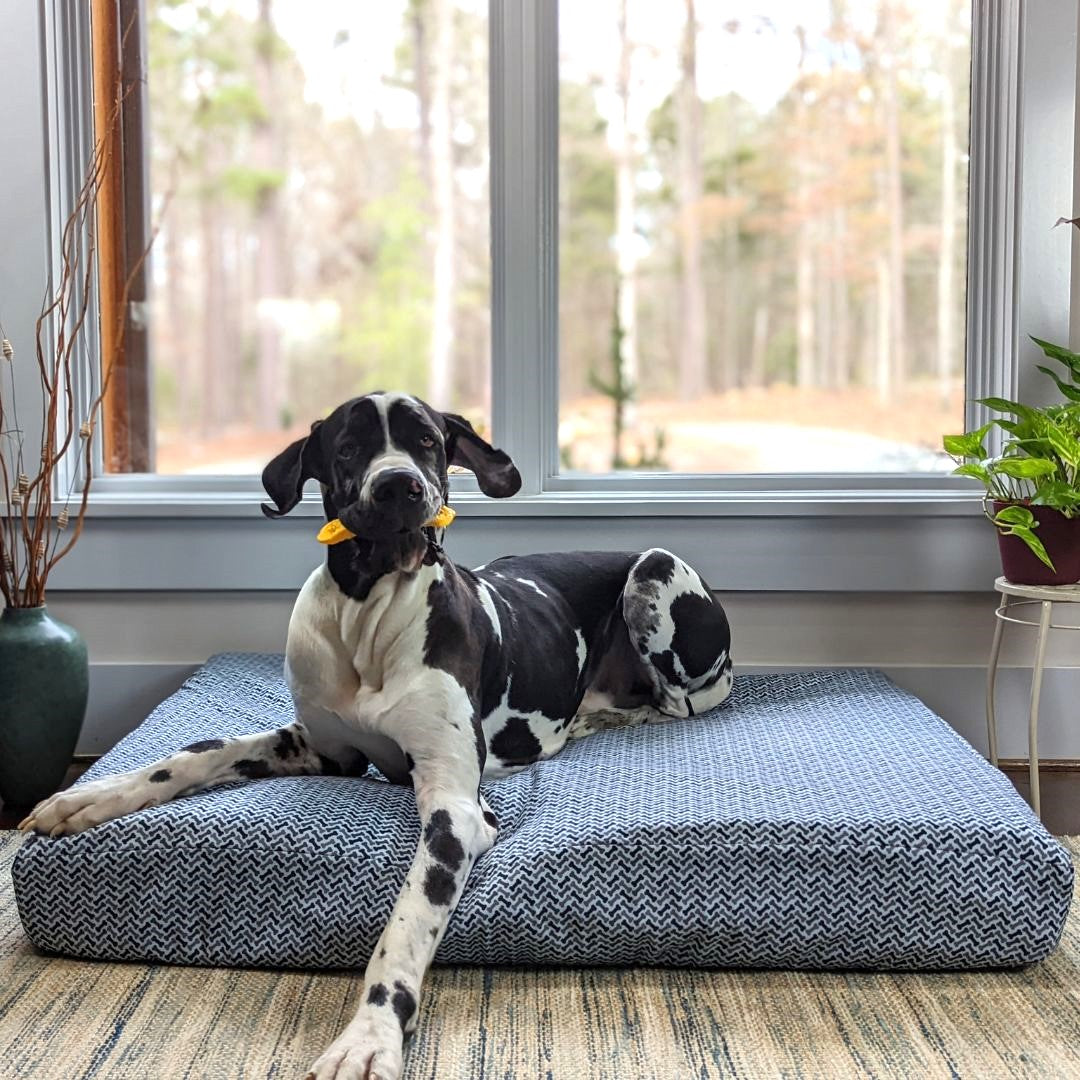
[0,606,88,810]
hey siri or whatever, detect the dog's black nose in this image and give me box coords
[372,469,423,505]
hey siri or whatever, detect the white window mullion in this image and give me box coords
[489,0,559,496]
[964,0,1022,451]
[1013,0,1078,408]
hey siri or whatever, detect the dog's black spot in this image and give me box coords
[650,650,686,688]
[472,714,487,774]
[670,591,731,681]
[379,947,386,959]
[149,769,171,783]
[317,755,342,776]
[391,981,416,1031]
[633,550,676,586]
[343,754,371,778]
[429,927,438,939]
[367,983,388,1007]
[296,732,307,750]
[424,809,464,871]
[424,578,482,693]
[182,739,224,754]
[274,728,299,760]
[483,809,498,829]
[233,758,272,779]
[423,865,456,906]
[405,753,415,773]
[490,715,542,767]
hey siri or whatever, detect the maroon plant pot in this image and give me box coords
[993,501,1080,586]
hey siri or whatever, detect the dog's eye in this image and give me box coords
[337,441,359,460]
[419,434,436,449]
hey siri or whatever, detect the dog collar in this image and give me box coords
[317,505,456,546]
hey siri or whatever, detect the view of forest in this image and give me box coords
[136,0,970,476]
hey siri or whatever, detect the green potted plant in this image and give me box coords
[944,337,1080,586]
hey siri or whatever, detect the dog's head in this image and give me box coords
[260,393,519,570]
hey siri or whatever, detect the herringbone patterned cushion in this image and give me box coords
[12,655,1073,970]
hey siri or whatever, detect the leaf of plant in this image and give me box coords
[976,398,1043,426]
[1036,365,1080,401]
[951,463,991,484]
[992,504,1037,528]
[943,433,986,459]
[994,457,1058,480]
[1001,524,1056,570]
[1030,480,1080,510]
[1044,423,1080,471]
[1030,336,1080,379]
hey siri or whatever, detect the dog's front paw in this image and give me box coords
[18,774,157,837]
[306,1013,404,1080]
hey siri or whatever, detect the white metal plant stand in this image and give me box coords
[986,576,1080,820]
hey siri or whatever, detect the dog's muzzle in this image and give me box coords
[342,466,439,538]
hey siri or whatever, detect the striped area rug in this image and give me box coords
[2,831,1078,1079]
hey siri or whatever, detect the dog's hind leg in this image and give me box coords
[17,721,351,837]
[621,547,734,719]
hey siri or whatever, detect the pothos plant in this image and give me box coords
[943,336,1080,571]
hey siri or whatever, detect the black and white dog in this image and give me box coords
[22,392,733,1080]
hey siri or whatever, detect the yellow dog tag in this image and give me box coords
[317,505,456,545]
[428,504,456,529]
[316,519,356,545]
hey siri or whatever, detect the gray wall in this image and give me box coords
[47,587,1080,760]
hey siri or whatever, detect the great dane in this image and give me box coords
[21,392,733,1080]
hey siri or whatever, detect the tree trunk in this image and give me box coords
[163,205,189,430]
[796,219,815,389]
[874,253,891,403]
[749,257,771,389]
[427,0,457,408]
[676,0,707,400]
[794,29,815,389]
[881,3,906,395]
[937,19,958,408]
[253,0,285,431]
[827,3,850,391]
[719,95,739,393]
[816,238,833,389]
[199,192,227,439]
[832,209,850,389]
[412,0,434,193]
[614,0,638,416]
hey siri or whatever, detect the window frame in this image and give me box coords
[19,0,1077,580]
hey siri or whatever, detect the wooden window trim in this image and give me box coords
[91,0,153,473]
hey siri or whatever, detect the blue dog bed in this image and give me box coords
[12,653,1073,970]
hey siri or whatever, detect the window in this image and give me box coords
[558,0,971,474]
[84,2,1073,499]
[98,0,490,474]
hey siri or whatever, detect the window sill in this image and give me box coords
[74,483,984,519]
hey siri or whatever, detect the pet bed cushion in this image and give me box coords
[12,653,1073,970]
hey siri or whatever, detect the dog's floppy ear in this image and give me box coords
[443,413,521,498]
[261,421,326,518]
